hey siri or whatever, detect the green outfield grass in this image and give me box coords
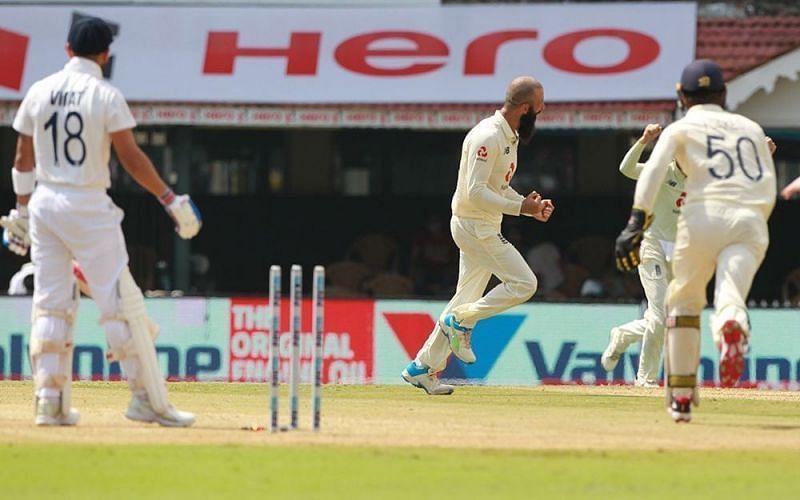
[1,382,800,499]
[3,445,800,499]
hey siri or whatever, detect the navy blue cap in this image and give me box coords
[678,59,725,93]
[67,17,113,55]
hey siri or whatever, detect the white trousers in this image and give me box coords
[30,184,128,315]
[614,237,672,385]
[29,184,139,395]
[668,203,769,334]
[415,216,537,372]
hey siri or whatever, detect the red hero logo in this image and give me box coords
[476,145,489,159]
[0,27,29,91]
[203,28,660,77]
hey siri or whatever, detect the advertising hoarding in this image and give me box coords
[0,3,696,103]
[2,296,797,387]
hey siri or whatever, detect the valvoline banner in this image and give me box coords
[0,296,227,381]
[2,297,800,386]
[374,300,800,387]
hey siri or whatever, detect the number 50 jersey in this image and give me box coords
[12,57,136,190]
[635,104,776,219]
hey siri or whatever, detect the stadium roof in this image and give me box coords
[697,16,800,80]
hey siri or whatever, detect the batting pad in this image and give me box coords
[119,267,170,414]
[665,322,701,405]
[30,281,79,415]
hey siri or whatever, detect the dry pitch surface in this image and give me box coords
[3,382,800,449]
[2,382,800,498]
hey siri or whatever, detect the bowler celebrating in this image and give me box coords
[402,77,554,395]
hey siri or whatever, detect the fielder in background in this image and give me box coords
[615,60,776,422]
[603,125,776,387]
[402,76,554,395]
[0,17,201,427]
[602,123,685,387]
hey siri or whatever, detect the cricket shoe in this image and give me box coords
[401,361,454,395]
[668,396,692,423]
[35,397,80,426]
[125,394,196,427]
[601,327,625,372]
[441,314,476,364]
[719,320,747,388]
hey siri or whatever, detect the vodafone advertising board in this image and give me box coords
[0,4,695,103]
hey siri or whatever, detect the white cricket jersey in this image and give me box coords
[619,141,686,242]
[12,57,136,190]
[635,104,776,219]
[452,110,524,226]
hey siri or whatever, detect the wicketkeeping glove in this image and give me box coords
[161,191,202,240]
[615,208,653,272]
[0,206,30,256]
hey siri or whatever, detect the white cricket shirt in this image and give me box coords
[619,141,685,242]
[452,110,524,226]
[12,57,136,190]
[635,104,776,219]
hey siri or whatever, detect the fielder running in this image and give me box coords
[1,18,201,426]
[603,125,777,387]
[615,60,776,422]
[402,77,554,395]
[602,123,685,387]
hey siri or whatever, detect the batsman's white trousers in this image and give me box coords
[667,202,769,336]
[29,183,128,318]
[614,237,672,385]
[415,216,537,372]
[29,184,154,397]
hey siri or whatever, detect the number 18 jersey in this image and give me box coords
[635,104,776,219]
[12,57,136,190]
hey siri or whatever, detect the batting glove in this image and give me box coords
[615,208,653,272]
[1,206,31,256]
[160,191,202,240]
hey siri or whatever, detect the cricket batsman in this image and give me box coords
[402,76,554,395]
[1,17,201,426]
[615,60,776,422]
